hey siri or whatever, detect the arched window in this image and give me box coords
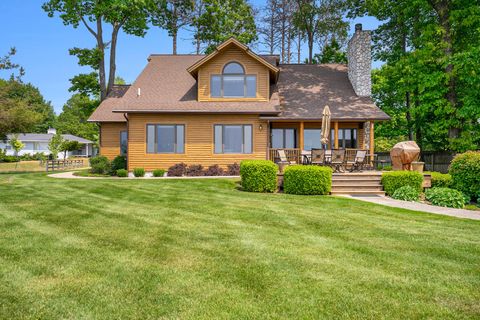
[211,62,256,98]
[223,62,245,74]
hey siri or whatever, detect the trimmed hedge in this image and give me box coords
[116,169,128,177]
[153,169,165,177]
[449,151,480,199]
[240,160,277,193]
[110,156,127,175]
[283,165,332,195]
[392,185,420,201]
[381,171,423,196]
[426,171,452,188]
[89,156,110,174]
[133,168,145,177]
[425,187,465,209]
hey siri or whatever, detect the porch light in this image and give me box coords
[259,124,263,131]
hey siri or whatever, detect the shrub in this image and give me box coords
[227,163,240,176]
[284,165,332,195]
[186,164,204,176]
[377,165,392,171]
[116,169,128,177]
[425,187,465,209]
[205,164,224,176]
[391,185,420,201]
[381,171,423,196]
[153,169,166,177]
[425,171,452,188]
[240,160,277,193]
[110,155,126,175]
[0,155,19,163]
[133,168,145,177]
[89,156,110,174]
[449,151,480,199]
[167,163,187,177]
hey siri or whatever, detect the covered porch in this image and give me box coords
[267,120,376,166]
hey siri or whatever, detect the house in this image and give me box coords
[88,24,389,171]
[0,128,95,159]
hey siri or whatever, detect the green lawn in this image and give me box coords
[1,173,479,319]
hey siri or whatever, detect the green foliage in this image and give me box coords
[381,171,423,196]
[0,47,25,81]
[195,0,257,53]
[283,165,332,195]
[425,187,465,209]
[425,172,452,188]
[48,133,64,159]
[294,0,348,64]
[391,185,420,202]
[9,135,25,156]
[59,140,81,159]
[69,72,101,97]
[0,79,56,139]
[89,156,110,175]
[240,160,277,193]
[350,0,480,152]
[133,168,145,177]
[55,94,99,143]
[449,151,480,199]
[116,169,128,177]
[152,169,166,177]
[374,136,405,152]
[311,38,347,64]
[110,156,127,175]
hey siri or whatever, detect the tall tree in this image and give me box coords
[55,94,99,142]
[150,0,194,54]
[258,0,280,55]
[42,0,150,101]
[0,48,25,81]
[294,0,348,64]
[194,0,257,53]
[0,79,56,139]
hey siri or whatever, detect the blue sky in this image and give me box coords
[0,0,380,113]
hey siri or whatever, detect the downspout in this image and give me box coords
[124,113,129,171]
[267,120,270,160]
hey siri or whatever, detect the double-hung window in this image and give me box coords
[330,128,358,148]
[146,124,185,154]
[210,62,256,98]
[271,128,296,149]
[214,125,252,154]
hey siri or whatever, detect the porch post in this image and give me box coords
[369,121,375,158]
[334,121,339,149]
[299,121,304,150]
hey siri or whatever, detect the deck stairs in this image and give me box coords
[331,172,385,196]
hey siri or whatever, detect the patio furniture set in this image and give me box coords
[277,149,371,173]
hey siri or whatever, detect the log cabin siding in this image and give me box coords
[127,113,268,171]
[197,46,270,102]
[100,122,127,160]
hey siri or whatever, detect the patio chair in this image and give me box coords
[277,149,296,165]
[311,149,326,165]
[330,149,346,173]
[348,150,367,172]
[325,149,332,165]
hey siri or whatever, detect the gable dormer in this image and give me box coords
[187,38,279,102]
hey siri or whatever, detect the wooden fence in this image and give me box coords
[375,151,457,173]
[45,159,87,172]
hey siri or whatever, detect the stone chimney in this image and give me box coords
[347,23,372,97]
[47,128,57,135]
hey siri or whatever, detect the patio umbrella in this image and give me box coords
[321,105,331,147]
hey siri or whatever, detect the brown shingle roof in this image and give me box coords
[111,55,280,114]
[268,64,389,121]
[88,85,130,122]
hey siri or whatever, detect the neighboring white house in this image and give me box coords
[0,128,95,159]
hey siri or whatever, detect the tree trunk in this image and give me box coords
[297,32,301,63]
[307,33,313,64]
[172,5,178,55]
[96,18,107,101]
[107,24,120,98]
[406,92,413,140]
[173,29,178,55]
[429,0,458,138]
[287,26,292,63]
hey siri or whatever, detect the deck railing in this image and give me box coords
[268,148,302,163]
[268,148,374,166]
